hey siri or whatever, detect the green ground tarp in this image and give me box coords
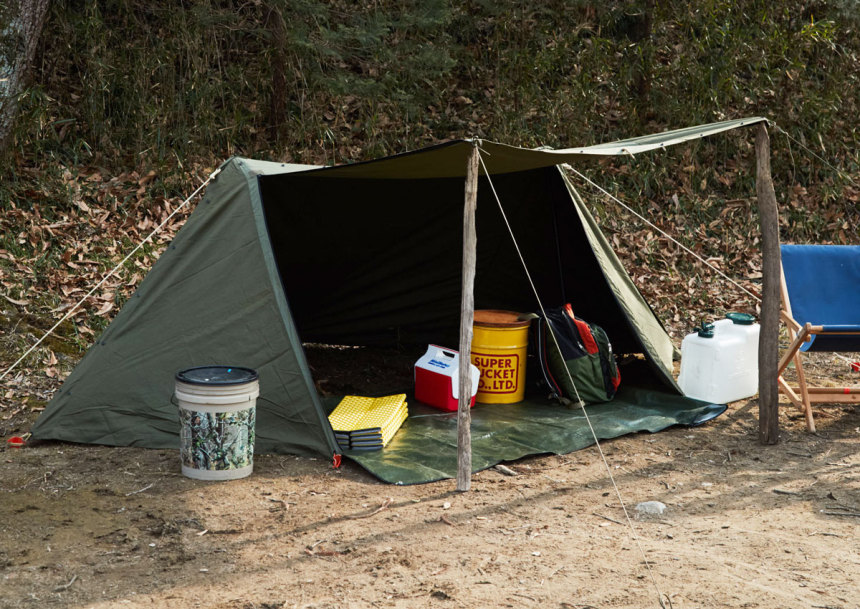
[331,386,725,485]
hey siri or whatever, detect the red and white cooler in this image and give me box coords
[414,345,480,412]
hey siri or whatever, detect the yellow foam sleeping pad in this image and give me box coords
[328,394,408,449]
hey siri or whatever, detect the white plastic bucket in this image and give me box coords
[175,366,259,481]
[678,314,760,404]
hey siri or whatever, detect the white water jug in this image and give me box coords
[714,313,760,397]
[678,313,760,404]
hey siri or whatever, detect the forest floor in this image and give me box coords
[1,161,858,608]
[1,346,859,609]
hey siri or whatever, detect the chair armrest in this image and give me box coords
[816,324,860,334]
[780,310,802,333]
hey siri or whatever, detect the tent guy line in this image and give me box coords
[566,165,763,303]
[567,124,857,370]
[0,167,222,384]
[477,147,671,609]
[476,149,587,407]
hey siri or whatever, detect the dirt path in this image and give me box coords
[1,400,858,609]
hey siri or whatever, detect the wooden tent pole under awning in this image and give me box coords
[457,144,480,491]
[756,122,781,444]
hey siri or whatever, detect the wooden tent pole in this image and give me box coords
[457,144,480,492]
[755,122,781,444]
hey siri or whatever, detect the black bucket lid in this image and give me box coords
[175,366,258,386]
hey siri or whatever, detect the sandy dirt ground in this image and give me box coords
[1,389,859,609]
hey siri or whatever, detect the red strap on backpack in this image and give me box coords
[564,304,599,354]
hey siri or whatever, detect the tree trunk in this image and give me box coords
[629,0,654,113]
[266,3,287,144]
[0,0,51,153]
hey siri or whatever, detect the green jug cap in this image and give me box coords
[696,322,715,338]
[726,312,755,325]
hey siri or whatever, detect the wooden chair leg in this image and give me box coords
[777,322,815,433]
[778,323,811,377]
[792,351,815,432]
[778,376,804,408]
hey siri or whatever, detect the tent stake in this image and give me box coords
[755,123,781,444]
[457,144,480,491]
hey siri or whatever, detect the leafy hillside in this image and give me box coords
[1,0,859,396]
[9,1,860,167]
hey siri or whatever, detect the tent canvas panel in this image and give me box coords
[31,159,338,457]
[298,118,766,179]
[564,176,678,387]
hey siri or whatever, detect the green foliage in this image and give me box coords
[3,0,859,244]
[11,0,459,166]
[8,1,857,166]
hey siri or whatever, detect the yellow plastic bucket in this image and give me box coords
[471,310,530,404]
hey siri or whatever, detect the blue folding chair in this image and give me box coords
[778,245,860,431]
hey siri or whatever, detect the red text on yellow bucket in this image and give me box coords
[472,352,519,394]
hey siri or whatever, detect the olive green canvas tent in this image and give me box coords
[31,117,765,468]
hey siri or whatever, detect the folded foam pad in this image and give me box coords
[328,394,408,449]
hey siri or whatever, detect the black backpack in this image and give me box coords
[533,304,621,406]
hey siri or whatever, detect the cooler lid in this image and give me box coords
[175,366,259,385]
